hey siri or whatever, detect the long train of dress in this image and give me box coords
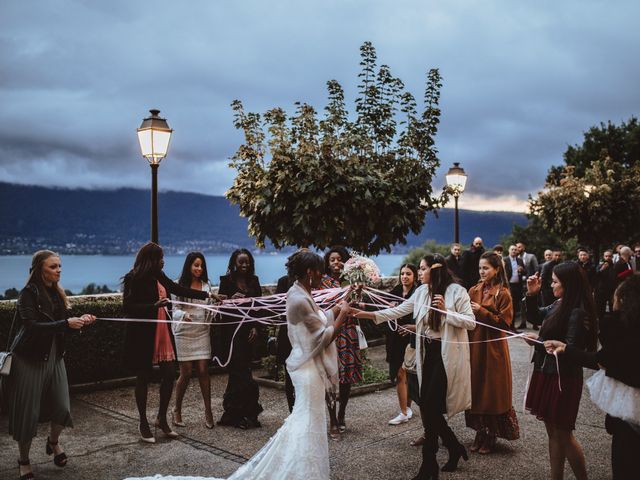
[124,357,329,480]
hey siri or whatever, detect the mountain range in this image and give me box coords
[0,182,528,254]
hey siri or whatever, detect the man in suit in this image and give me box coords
[516,242,539,277]
[460,237,484,289]
[505,245,527,329]
[540,249,562,306]
[445,243,463,281]
[634,243,640,271]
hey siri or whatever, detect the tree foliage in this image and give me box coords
[226,42,444,255]
[400,240,451,271]
[531,158,640,256]
[515,117,640,258]
[546,117,640,185]
[501,216,574,261]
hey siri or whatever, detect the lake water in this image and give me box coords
[0,254,407,294]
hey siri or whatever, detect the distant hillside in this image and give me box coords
[0,182,527,254]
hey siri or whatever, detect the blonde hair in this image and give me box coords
[27,250,70,309]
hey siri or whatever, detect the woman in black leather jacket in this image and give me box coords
[545,273,640,479]
[522,261,597,480]
[8,250,96,480]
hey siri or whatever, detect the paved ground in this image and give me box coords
[1,330,612,479]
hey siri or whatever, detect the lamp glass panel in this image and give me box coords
[137,129,153,158]
[151,130,171,158]
[446,173,467,192]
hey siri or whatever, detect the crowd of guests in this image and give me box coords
[4,238,639,480]
[349,237,639,479]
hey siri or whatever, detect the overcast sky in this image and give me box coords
[1,0,638,212]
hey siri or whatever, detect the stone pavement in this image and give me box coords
[1,333,612,479]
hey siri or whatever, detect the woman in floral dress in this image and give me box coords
[321,245,362,436]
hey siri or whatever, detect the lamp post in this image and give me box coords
[445,162,467,244]
[137,109,173,244]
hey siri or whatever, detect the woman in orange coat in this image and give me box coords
[466,251,520,453]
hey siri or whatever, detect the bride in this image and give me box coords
[126,250,352,480]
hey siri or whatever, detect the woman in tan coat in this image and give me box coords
[466,251,520,453]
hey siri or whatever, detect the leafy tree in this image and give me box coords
[400,240,451,272]
[547,117,640,185]
[531,157,640,257]
[511,117,640,259]
[501,216,567,261]
[226,42,445,255]
[0,288,19,300]
[79,283,115,295]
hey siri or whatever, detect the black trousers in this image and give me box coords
[509,282,524,325]
[419,341,460,470]
[607,415,640,479]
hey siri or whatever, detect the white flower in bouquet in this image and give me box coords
[341,253,382,289]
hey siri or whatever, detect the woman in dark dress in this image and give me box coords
[545,273,640,479]
[522,261,597,480]
[9,250,96,480]
[216,248,264,429]
[123,242,216,443]
[386,263,418,425]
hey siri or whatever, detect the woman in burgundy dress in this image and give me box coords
[522,262,597,480]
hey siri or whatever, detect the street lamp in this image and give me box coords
[445,162,467,244]
[137,109,173,244]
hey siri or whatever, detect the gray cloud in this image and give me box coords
[1,0,638,209]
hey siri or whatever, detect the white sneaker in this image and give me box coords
[406,407,413,419]
[388,412,409,425]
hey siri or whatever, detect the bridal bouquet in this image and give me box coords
[342,253,381,302]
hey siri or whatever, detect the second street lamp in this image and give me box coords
[137,109,173,244]
[445,162,468,244]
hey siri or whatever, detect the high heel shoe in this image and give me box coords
[205,416,215,429]
[171,410,185,427]
[138,423,156,444]
[45,437,68,467]
[154,418,179,439]
[441,443,468,472]
[18,459,35,480]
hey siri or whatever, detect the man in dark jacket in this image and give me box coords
[460,237,484,289]
[444,243,463,281]
[595,250,616,322]
[540,249,562,306]
[577,248,597,291]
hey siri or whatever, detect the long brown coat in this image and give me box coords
[468,282,514,414]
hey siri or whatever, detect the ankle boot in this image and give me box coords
[441,442,468,472]
[412,443,439,480]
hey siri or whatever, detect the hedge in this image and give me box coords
[1,295,128,384]
[0,279,395,385]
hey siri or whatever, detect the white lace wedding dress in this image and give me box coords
[125,281,337,480]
